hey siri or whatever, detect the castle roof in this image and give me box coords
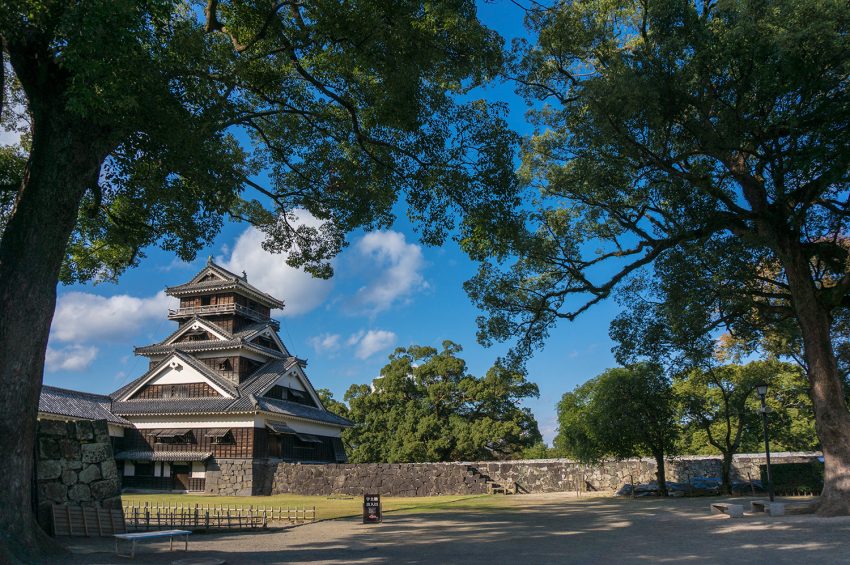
[110,357,352,428]
[165,259,284,309]
[133,317,288,359]
[39,386,131,426]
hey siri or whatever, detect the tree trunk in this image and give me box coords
[0,72,106,560]
[775,236,850,516]
[720,451,733,496]
[654,452,668,496]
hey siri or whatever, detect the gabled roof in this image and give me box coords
[134,316,288,359]
[39,386,131,426]
[111,350,238,401]
[159,316,233,345]
[134,338,287,359]
[111,356,353,427]
[165,259,284,309]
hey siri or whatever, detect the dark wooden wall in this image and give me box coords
[123,427,256,459]
[131,383,219,399]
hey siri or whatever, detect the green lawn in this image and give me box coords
[121,493,497,522]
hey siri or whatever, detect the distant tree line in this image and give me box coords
[548,358,820,496]
[318,341,542,463]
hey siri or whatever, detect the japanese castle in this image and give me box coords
[39,260,350,493]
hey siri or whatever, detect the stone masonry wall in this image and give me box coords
[204,459,272,496]
[249,452,821,497]
[36,419,121,530]
[270,462,490,496]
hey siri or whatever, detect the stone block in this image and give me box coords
[38,420,69,437]
[42,482,67,503]
[59,439,81,460]
[767,503,785,517]
[710,503,743,518]
[90,479,119,500]
[68,483,92,502]
[101,460,118,480]
[78,464,102,484]
[92,421,110,444]
[61,470,78,485]
[75,420,93,441]
[81,443,110,464]
[37,460,62,480]
[39,438,60,460]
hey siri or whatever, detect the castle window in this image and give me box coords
[206,429,234,445]
[153,429,194,444]
[218,359,233,371]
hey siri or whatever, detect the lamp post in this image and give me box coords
[755,383,775,502]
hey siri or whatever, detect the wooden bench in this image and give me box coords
[710,503,744,517]
[114,529,191,559]
[751,500,785,516]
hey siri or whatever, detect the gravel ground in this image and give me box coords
[57,494,850,564]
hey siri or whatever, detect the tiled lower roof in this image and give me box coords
[39,386,131,426]
[254,396,353,427]
[110,354,351,428]
[134,339,286,359]
[114,450,212,462]
[111,398,245,415]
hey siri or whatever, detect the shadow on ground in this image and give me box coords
[58,495,850,564]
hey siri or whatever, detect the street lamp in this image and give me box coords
[755,383,775,502]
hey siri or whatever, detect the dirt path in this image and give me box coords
[60,494,850,564]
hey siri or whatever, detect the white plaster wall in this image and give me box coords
[191,462,205,478]
[124,461,135,476]
[130,416,255,428]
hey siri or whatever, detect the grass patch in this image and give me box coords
[121,493,496,522]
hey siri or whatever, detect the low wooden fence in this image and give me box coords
[121,502,316,531]
[51,505,127,537]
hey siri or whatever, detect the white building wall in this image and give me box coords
[124,461,135,476]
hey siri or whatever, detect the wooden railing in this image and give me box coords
[121,502,316,531]
[167,303,278,327]
[121,476,205,492]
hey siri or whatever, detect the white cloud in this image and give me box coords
[51,291,174,343]
[308,333,341,354]
[350,231,428,315]
[219,216,333,317]
[349,329,397,360]
[45,345,99,372]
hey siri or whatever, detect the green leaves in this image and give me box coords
[342,340,541,463]
[554,363,676,463]
[2,0,517,283]
[466,0,850,370]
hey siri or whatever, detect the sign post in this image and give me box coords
[363,494,382,524]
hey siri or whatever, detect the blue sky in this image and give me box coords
[41,2,622,445]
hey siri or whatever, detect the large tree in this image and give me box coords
[554,363,677,495]
[673,361,811,494]
[465,0,850,514]
[0,1,516,559]
[343,341,542,462]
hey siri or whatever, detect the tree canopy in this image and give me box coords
[342,341,541,463]
[464,0,850,514]
[0,1,518,558]
[1,0,517,282]
[555,363,677,494]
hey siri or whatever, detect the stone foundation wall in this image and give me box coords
[204,459,273,496]
[36,419,121,530]
[248,452,820,497]
[270,463,490,496]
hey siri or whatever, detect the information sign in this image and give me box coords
[363,494,382,523]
